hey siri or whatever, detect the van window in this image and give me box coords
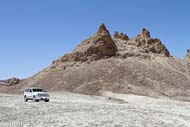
[33,89,43,92]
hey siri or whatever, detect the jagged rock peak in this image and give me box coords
[142,28,151,38]
[53,23,117,64]
[113,31,129,41]
[97,23,110,35]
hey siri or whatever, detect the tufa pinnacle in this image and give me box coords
[142,28,151,38]
[55,23,117,63]
[113,31,129,41]
[97,23,110,34]
[185,49,190,60]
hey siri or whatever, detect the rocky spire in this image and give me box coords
[55,23,117,63]
[97,23,110,35]
[185,49,190,60]
[122,34,129,41]
[142,28,151,38]
[113,31,129,41]
[113,31,120,38]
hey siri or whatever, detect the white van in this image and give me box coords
[24,87,50,102]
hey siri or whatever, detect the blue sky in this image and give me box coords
[0,0,190,79]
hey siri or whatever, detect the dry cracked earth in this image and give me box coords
[0,92,190,127]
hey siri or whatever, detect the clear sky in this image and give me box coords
[0,0,190,79]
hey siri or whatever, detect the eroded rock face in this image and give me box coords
[54,23,117,63]
[86,23,117,57]
[53,24,170,66]
[129,28,170,56]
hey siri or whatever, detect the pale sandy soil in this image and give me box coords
[0,91,190,127]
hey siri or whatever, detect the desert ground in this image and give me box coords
[0,91,190,127]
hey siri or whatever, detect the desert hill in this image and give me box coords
[0,24,190,101]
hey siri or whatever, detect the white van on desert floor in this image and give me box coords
[24,87,50,102]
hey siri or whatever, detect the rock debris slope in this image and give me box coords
[1,24,190,101]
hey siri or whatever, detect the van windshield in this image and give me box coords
[33,89,43,92]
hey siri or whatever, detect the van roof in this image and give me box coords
[25,87,43,90]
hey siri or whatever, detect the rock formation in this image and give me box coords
[129,28,170,56]
[113,31,129,41]
[54,23,117,63]
[53,25,170,66]
[142,28,150,38]
[185,49,190,61]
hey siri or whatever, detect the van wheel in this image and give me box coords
[24,96,28,102]
[33,96,39,102]
[45,100,49,102]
